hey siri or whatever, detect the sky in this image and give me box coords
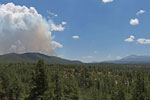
[0,0,150,62]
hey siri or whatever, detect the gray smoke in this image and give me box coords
[0,3,63,56]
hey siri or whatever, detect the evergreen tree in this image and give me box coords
[132,71,146,100]
[117,85,125,100]
[63,76,80,100]
[50,71,63,100]
[28,60,49,100]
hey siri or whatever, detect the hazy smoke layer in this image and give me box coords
[0,3,63,56]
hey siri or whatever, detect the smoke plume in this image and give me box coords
[0,3,63,56]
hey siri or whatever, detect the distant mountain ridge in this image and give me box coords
[106,55,150,64]
[0,53,82,64]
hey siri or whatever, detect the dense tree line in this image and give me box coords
[0,61,150,100]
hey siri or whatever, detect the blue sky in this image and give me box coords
[1,0,150,62]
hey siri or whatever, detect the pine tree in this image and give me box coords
[63,76,81,100]
[28,59,50,100]
[50,71,63,100]
[117,86,125,100]
[132,71,146,100]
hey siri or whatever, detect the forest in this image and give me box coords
[0,60,150,100]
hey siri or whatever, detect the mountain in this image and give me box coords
[106,55,150,64]
[0,53,82,64]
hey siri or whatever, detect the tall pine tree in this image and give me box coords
[28,59,50,100]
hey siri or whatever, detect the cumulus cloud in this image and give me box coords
[0,2,63,55]
[124,35,150,45]
[49,21,66,31]
[51,41,63,48]
[124,35,135,42]
[136,10,145,16]
[102,0,113,3]
[72,35,80,39]
[130,18,139,25]
[137,38,150,44]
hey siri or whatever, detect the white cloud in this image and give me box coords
[50,23,65,31]
[49,21,67,31]
[0,3,63,56]
[137,38,150,44]
[62,21,67,25]
[124,36,150,45]
[130,18,139,25]
[72,35,80,39]
[51,41,63,48]
[136,10,145,16]
[102,0,113,3]
[124,35,135,42]
[49,20,67,31]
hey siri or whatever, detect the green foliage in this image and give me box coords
[0,53,82,64]
[28,59,50,100]
[0,62,150,100]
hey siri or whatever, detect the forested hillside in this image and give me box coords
[0,53,82,64]
[0,61,150,100]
